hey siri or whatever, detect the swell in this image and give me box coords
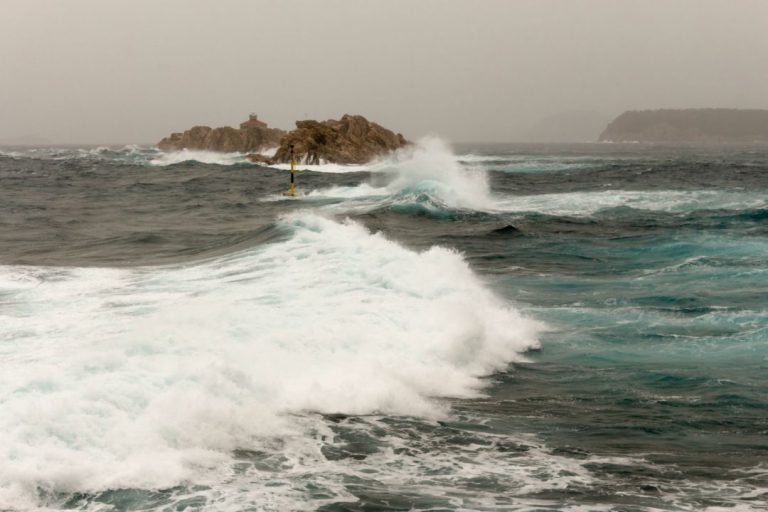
[3,140,767,267]
[0,212,542,508]
[0,156,295,266]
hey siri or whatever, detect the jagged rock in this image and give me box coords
[271,114,408,164]
[157,125,285,153]
[599,109,768,143]
[157,114,408,165]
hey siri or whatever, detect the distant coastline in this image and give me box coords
[599,108,768,144]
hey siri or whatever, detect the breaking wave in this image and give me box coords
[0,213,541,507]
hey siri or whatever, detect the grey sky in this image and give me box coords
[2,0,767,144]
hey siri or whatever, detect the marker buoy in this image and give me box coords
[285,145,296,196]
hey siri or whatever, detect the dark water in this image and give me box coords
[0,142,766,511]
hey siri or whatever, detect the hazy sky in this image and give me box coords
[2,0,767,144]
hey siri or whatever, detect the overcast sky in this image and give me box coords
[1,0,767,144]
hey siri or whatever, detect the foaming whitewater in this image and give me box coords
[0,145,159,165]
[0,145,258,167]
[301,137,494,212]
[276,140,768,218]
[148,149,252,167]
[494,189,768,216]
[459,154,595,173]
[3,141,767,510]
[269,161,374,174]
[382,137,492,209]
[0,213,541,508]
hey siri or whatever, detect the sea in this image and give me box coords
[0,139,766,511]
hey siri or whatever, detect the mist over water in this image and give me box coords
[3,2,768,144]
[4,1,768,508]
[1,140,767,510]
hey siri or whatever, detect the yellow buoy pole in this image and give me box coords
[288,144,296,196]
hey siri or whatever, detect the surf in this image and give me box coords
[0,212,542,507]
[292,137,493,214]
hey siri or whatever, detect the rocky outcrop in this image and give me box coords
[157,125,285,152]
[270,114,408,164]
[157,114,408,164]
[599,109,768,143]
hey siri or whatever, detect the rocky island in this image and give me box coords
[157,114,408,164]
[270,115,408,164]
[599,109,768,144]
[157,114,285,153]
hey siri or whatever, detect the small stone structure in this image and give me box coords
[240,114,267,130]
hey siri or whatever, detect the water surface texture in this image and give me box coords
[1,141,766,511]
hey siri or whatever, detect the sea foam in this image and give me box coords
[493,189,768,216]
[299,137,494,211]
[0,213,541,506]
[148,149,251,166]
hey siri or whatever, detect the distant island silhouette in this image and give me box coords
[599,109,768,144]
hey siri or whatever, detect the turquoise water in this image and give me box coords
[0,142,766,510]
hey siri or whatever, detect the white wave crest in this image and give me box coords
[494,189,768,216]
[0,213,542,506]
[299,137,494,210]
[149,149,250,166]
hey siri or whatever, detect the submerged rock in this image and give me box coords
[271,114,408,164]
[245,153,273,165]
[490,225,522,236]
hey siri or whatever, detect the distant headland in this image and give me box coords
[158,113,408,164]
[599,109,768,144]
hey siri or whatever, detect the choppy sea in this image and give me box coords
[0,140,766,511]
